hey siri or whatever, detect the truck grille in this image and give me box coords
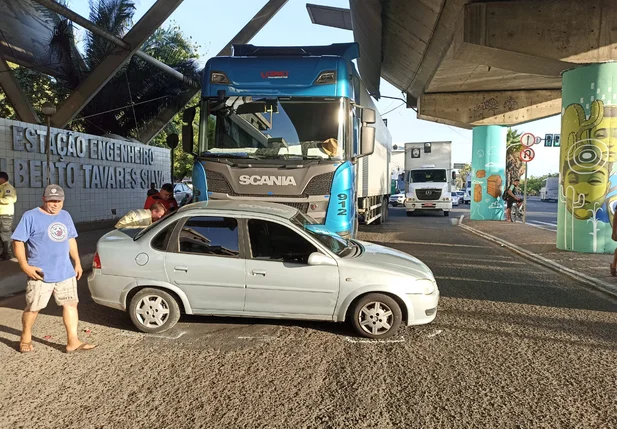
[205,171,334,197]
[206,171,233,194]
[416,189,442,201]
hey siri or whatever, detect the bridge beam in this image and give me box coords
[50,0,183,128]
[418,90,562,129]
[454,0,617,76]
[0,52,41,124]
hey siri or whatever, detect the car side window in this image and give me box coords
[178,216,240,257]
[151,220,179,251]
[248,219,317,264]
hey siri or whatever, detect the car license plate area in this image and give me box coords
[422,203,436,208]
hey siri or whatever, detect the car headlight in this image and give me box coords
[415,279,436,295]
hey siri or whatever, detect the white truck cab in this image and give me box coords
[404,164,452,216]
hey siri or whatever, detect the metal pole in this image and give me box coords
[46,116,51,185]
[523,162,528,224]
[170,148,175,184]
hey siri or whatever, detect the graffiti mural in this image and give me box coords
[558,64,617,252]
[470,126,506,221]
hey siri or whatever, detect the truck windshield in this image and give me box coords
[409,169,447,183]
[200,97,344,160]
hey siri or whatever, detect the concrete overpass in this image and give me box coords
[308,0,617,129]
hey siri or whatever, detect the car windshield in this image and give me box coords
[133,209,180,241]
[290,213,352,256]
[201,96,344,160]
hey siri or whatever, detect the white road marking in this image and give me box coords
[427,329,443,338]
[344,336,405,344]
[118,330,186,340]
[237,336,279,341]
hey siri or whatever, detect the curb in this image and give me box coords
[0,253,95,299]
[458,224,617,299]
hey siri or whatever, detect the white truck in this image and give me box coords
[403,141,453,217]
[540,176,558,202]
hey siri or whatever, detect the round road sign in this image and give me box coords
[520,147,535,163]
[520,132,535,147]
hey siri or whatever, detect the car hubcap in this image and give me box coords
[358,301,394,335]
[135,295,170,327]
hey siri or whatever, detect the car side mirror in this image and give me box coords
[308,252,337,266]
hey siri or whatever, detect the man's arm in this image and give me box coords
[13,241,43,280]
[0,187,16,205]
[69,238,82,280]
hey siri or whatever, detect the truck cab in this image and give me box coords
[404,165,452,216]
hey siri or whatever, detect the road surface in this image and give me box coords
[1,205,616,428]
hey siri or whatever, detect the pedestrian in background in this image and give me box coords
[12,184,96,353]
[0,171,17,261]
[144,183,178,212]
[115,203,166,229]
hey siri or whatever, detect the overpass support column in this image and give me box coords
[557,63,617,253]
[469,125,506,221]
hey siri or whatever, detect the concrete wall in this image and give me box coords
[0,117,171,224]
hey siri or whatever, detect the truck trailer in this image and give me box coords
[180,43,392,239]
[403,141,453,216]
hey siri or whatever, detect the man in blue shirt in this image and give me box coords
[12,184,96,353]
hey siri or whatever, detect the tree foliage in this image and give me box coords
[506,128,526,187]
[523,173,559,196]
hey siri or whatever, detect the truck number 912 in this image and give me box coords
[337,193,347,216]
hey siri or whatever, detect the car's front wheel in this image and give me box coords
[129,288,181,333]
[350,293,402,339]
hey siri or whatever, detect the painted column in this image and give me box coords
[558,62,617,253]
[470,125,507,220]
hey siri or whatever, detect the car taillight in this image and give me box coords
[93,252,101,269]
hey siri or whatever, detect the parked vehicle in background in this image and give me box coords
[88,201,440,339]
[451,191,461,206]
[403,141,454,217]
[540,176,558,202]
[463,189,471,205]
[389,193,405,207]
[173,182,193,206]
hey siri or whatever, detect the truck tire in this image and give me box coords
[444,211,450,217]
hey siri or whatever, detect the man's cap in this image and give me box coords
[44,184,65,200]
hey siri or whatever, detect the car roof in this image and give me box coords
[176,200,299,219]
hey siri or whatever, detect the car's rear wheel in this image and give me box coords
[350,293,402,339]
[129,288,181,333]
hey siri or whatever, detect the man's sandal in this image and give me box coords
[65,343,97,354]
[19,342,33,353]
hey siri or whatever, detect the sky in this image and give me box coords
[68,0,561,177]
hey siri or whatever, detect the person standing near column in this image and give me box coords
[12,184,96,353]
[0,171,17,261]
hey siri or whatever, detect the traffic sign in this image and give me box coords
[535,136,542,145]
[520,133,535,147]
[520,147,535,162]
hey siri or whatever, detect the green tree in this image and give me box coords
[456,163,471,189]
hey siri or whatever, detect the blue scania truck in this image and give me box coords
[181,43,392,239]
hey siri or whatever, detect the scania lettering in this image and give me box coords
[239,175,297,186]
[181,43,392,239]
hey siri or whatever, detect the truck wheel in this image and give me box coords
[350,293,402,339]
[444,211,450,217]
[406,211,413,217]
[129,288,181,334]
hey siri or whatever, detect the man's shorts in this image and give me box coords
[506,198,515,209]
[25,277,78,312]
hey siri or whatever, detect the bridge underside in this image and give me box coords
[309,0,617,128]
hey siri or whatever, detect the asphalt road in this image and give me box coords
[457,196,558,231]
[1,206,617,428]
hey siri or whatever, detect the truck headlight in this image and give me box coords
[415,279,436,295]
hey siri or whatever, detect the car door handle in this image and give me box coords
[251,270,266,276]
[174,266,188,272]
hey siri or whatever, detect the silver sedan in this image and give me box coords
[88,201,439,339]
